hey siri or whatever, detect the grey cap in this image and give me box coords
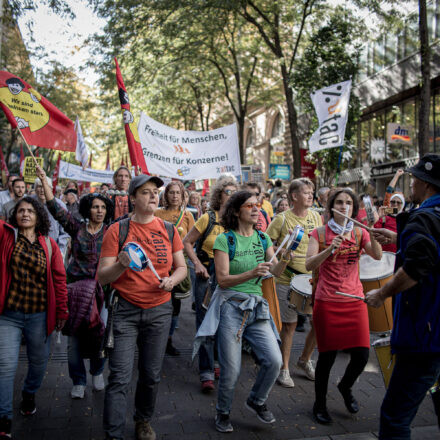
[128,174,164,196]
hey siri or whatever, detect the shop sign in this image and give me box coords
[371,160,406,178]
[300,149,316,179]
[269,164,290,180]
[387,123,413,144]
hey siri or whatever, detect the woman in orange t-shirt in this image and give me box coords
[98,175,186,440]
[155,180,195,356]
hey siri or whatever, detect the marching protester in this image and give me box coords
[0,174,18,206]
[0,196,68,439]
[187,191,202,221]
[63,188,83,223]
[194,190,284,433]
[0,177,26,221]
[305,188,382,424]
[155,180,195,356]
[266,178,322,388]
[36,166,114,399]
[33,177,70,259]
[274,196,289,215]
[366,154,440,440]
[243,182,271,231]
[107,166,132,219]
[98,174,187,440]
[183,176,238,393]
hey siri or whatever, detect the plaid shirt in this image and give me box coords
[6,234,47,313]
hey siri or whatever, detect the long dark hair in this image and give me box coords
[10,196,51,236]
[79,193,114,224]
[221,191,255,231]
[327,188,359,219]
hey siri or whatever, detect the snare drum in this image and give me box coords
[288,274,313,315]
[372,336,395,388]
[124,242,149,272]
[360,252,395,333]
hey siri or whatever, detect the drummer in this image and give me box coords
[266,178,322,388]
[98,174,187,440]
[305,188,382,424]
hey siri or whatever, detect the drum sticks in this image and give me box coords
[331,209,372,232]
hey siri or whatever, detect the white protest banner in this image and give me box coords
[59,160,114,183]
[75,117,89,169]
[308,80,351,153]
[138,112,241,180]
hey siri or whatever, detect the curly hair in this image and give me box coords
[162,181,186,210]
[79,193,114,224]
[210,176,238,211]
[327,188,359,219]
[10,197,51,236]
[188,191,201,207]
[220,191,255,231]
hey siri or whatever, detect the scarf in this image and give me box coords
[328,217,354,235]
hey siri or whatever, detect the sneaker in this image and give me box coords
[214,367,220,380]
[70,385,86,399]
[166,339,180,356]
[245,398,276,424]
[135,420,156,440]
[92,373,105,391]
[297,358,315,381]
[201,380,215,393]
[0,417,11,439]
[277,369,294,388]
[215,413,233,433]
[20,391,36,416]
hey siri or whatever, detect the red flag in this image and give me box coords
[77,181,84,195]
[52,153,61,195]
[0,71,76,152]
[0,146,9,179]
[19,144,24,177]
[34,148,39,157]
[202,179,209,196]
[106,149,111,171]
[114,58,148,175]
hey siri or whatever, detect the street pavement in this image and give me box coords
[13,299,438,440]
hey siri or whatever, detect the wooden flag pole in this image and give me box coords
[16,128,38,165]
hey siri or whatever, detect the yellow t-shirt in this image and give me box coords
[154,208,195,239]
[194,211,224,259]
[261,199,274,218]
[266,209,322,284]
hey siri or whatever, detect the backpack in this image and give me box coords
[117,217,174,252]
[195,210,218,265]
[223,229,268,261]
[311,226,363,303]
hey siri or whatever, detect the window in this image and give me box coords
[386,105,404,161]
[402,99,418,158]
[269,113,286,164]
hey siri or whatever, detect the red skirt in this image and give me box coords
[313,299,370,352]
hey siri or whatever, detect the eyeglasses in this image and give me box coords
[223,189,236,196]
[242,202,261,209]
[390,200,403,205]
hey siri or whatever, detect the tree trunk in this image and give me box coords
[418,0,431,157]
[281,64,302,178]
[237,114,245,164]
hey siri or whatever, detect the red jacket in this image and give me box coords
[0,220,68,335]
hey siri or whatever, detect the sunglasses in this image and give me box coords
[390,200,403,205]
[242,202,261,209]
[223,189,236,195]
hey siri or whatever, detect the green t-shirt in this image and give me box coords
[213,230,273,296]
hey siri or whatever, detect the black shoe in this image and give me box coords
[313,403,333,425]
[20,391,36,416]
[245,398,275,424]
[215,413,233,433]
[337,383,359,414]
[166,339,180,356]
[0,416,11,439]
[296,314,306,332]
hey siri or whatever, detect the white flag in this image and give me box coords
[308,80,351,153]
[74,117,89,169]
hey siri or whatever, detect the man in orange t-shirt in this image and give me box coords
[98,174,187,440]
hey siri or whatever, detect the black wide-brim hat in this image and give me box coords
[405,154,440,188]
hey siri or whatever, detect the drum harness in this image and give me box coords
[99,217,175,358]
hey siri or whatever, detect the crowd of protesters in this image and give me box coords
[0,155,439,440]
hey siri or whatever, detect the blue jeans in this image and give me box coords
[193,272,217,381]
[103,297,172,439]
[68,336,106,386]
[379,352,440,440]
[216,300,282,414]
[0,310,51,419]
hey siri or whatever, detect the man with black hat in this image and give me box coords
[366,153,440,439]
[98,174,187,440]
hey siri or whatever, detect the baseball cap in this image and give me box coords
[128,175,164,196]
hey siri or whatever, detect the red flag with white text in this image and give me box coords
[52,153,61,195]
[114,58,148,175]
[0,71,76,152]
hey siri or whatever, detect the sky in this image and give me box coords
[17,0,105,86]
